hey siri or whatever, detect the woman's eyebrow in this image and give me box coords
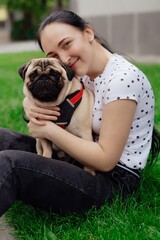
[58,37,68,47]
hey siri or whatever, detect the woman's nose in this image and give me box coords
[59,53,71,65]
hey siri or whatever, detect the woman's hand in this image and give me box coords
[28,120,53,139]
[23,97,60,125]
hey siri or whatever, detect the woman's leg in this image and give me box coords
[0,150,104,216]
[0,149,140,217]
[0,127,36,152]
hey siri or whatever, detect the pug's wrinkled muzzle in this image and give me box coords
[27,73,64,102]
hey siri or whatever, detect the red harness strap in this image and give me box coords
[66,85,84,106]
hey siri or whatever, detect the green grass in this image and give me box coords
[0,51,44,132]
[0,52,160,240]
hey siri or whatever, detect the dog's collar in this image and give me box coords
[54,81,84,128]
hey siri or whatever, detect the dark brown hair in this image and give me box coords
[37,10,113,53]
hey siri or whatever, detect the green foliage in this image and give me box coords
[0,0,69,19]
[11,19,35,40]
[1,0,54,22]
[0,0,69,40]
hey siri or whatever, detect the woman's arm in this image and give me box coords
[28,99,137,172]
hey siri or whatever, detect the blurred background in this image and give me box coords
[0,0,160,58]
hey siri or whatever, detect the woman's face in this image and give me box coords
[40,22,94,77]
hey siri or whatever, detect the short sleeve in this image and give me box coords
[103,70,143,105]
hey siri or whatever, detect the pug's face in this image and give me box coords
[18,58,75,102]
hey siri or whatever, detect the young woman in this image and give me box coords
[0,10,160,217]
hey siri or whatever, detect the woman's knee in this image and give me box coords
[0,150,16,183]
[0,149,30,169]
[0,127,36,152]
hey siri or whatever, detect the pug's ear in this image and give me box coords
[18,62,31,80]
[60,62,75,81]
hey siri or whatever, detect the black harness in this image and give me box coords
[54,82,84,128]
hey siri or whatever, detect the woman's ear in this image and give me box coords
[84,24,94,43]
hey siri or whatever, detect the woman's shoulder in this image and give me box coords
[106,54,141,74]
[102,54,148,86]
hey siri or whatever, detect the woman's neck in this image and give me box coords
[88,42,113,80]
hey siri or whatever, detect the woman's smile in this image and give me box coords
[69,58,79,69]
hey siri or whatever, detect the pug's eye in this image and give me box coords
[50,69,61,79]
[29,70,38,80]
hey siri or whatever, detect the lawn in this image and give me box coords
[0,52,160,240]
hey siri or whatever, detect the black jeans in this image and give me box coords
[0,127,140,216]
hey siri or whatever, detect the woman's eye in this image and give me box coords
[64,42,71,49]
[48,54,58,59]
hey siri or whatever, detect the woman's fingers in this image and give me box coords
[36,112,59,121]
[30,117,46,126]
[28,106,61,121]
[32,106,60,115]
[23,97,61,122]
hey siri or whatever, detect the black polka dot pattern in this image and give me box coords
[82,54,154,170]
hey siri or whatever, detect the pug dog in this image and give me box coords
[18,58,95,174]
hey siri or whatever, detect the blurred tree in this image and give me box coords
[1,0,69,40]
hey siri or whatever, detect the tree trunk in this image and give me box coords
[54,0,63,10]
[23,12,33,39]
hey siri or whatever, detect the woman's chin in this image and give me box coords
[75,69,87,77]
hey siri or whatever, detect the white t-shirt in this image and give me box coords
[82,54,154,170]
